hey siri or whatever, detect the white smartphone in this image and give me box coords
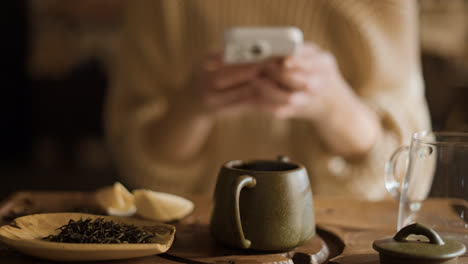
[223,27,303,65]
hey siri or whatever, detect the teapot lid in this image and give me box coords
[373,223,466,264]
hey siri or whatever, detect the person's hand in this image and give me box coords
[150,53,261,161]
[252,43,381,157]
[252,43,355,122]
[179,53,261,118]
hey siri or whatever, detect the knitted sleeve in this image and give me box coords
[305,0,431,200]
[104,0,209,194]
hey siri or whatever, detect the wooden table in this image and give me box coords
[0,191,466,264]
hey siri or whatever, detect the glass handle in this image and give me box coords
[233,175,256,249]
[385,146,409,200]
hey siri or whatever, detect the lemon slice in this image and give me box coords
[95,182,136,216]
[133,189,194,222]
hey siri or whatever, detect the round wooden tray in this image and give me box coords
[166,220,332,264]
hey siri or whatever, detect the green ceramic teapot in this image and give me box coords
[210,156,315,251]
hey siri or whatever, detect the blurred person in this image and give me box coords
[105,0,431,200]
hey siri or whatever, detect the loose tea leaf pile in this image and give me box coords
[42,217,155,244]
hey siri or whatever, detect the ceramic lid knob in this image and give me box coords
[277,155,290,162]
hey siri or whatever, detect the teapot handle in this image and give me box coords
[233,175,256,249]
[384,146,409,200]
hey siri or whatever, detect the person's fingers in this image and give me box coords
[210,84,256,117]
[252,77,311,118]
[199,51,261,86]
[202,83,254,110]
[214,99,253,118]
[295,43,321,57]
[209,64,261,90]
[263,44,334,77]
[251,77,294,104]
[263,63,322,92]
[262,62,287,86]
[283,50,336,72]
[201,53,224,72]
[283,71,322,92]
[262,43,321,66]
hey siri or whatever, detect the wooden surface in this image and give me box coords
[0,192,467,264]
[318,197,468,264]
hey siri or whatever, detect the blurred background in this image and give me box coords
[1,0,467,199]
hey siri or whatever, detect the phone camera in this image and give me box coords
[251,44,263,56]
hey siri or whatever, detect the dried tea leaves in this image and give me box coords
[43,217,155,244]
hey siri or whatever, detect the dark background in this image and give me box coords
[0,0,467,200]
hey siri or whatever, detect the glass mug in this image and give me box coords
[385,131,468,244]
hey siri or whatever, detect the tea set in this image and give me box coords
[0,131,467,263]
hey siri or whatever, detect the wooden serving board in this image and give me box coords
[0,191,179,264]
[0,191,339,264]
[166,194,332,264]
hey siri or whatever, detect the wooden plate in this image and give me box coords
[0,213,175,262]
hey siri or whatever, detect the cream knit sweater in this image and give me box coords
[105,0,431,200]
